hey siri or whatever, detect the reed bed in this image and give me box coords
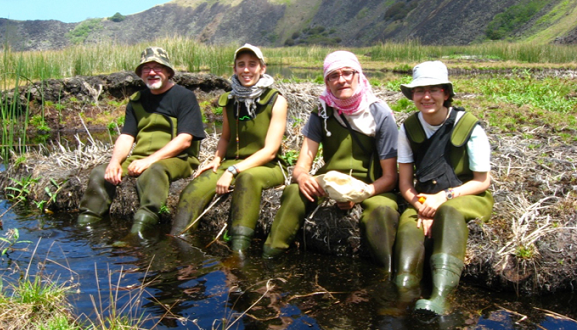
[368,40,577,64]
[4,38,577,84]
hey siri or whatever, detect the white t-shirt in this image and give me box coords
[397,108,491,172]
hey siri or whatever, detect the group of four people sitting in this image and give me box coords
[76,44,493,315]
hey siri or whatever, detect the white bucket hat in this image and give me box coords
[400,61,454,99]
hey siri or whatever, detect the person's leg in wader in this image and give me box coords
[414,192,493,315]
[77,164,116,225]
[414,205,467,315]
[392,207,425,313]
[359,193,399,276]
[227,165,284,252]
[262,183,311,258]
[119,158,192,246]
[171,167,221,236]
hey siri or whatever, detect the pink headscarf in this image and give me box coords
[319,51,379,116]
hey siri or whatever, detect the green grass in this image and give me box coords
[0,246,155,329]
[0,258,77,329]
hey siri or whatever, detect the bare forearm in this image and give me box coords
[109,134,134,165]
[369,158,398,196]
[449,172,491,198]
[146,133,192,163]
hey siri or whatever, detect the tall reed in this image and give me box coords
[3,38,577,83]
[368,40,577,63]
[1,54,30,163]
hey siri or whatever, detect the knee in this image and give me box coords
[145,163,167,176]
[138,163,169,183]
[435,205,465,225]
[88,164,107,181]
[279,184,301,202]
[363,205,399,227]
[233,171,259,192]
[235,171,255,184]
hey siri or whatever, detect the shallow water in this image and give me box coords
[1,200,577,330]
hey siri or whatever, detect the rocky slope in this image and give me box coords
[2,0,577,51]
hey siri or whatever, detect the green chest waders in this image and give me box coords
[264,108,399,270]
[394,109,494,314]
[173,89,286,253]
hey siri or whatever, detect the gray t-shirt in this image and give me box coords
[303,102,398,160]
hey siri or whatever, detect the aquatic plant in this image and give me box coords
[4,175,38,203]
[0,228,32,257]
[33,178,68,213]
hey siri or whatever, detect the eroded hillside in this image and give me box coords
[1,0,577,51]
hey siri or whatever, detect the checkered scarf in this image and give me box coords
[229,74,275,118]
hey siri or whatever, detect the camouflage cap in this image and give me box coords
[135,46,175,78]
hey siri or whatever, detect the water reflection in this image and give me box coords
[0,202,577,329]
[2,184,577,329]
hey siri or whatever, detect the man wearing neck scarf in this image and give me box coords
[172,44,288,253]
[263,51,399,274]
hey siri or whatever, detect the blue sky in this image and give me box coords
[0,0,171,23]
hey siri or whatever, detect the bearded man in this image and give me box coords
[77,46,205,244]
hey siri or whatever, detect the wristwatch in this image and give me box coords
[227,165,239,176]
[444,188,455,200]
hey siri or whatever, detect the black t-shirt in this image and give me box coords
[122,84,205,140]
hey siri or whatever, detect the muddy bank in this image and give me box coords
[1,74,576,295]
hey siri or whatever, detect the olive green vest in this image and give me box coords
[404,109,479,189]
[316,107,381,184]
[218,88,286,167]
[128,91,200,166]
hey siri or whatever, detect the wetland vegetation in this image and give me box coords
[1,38,577,329]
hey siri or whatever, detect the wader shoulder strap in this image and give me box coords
[404,109,479,147]
[218,92,231,107]
[451,111,479,147]
[404,112,425,144]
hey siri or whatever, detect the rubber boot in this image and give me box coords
[229,225,254,253]
[379,273,421,316]
[363,207,399,274]
[415,253,464,315]
[130,208,159,234]
[136,164,170,223]
[262,245,286,259]
[394,273,421,303]
[77,164,116,225]
[113,209,159,247]
[262,183,308,259]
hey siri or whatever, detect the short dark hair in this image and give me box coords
[442,84,453,108]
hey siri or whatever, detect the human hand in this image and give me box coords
[297,173,326,202]
[194,159,220,178]
[417,191,446,218]
[417,216,434,238]
[104,163,123,185]
[127,158,153,177]
[215,171,234,195]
